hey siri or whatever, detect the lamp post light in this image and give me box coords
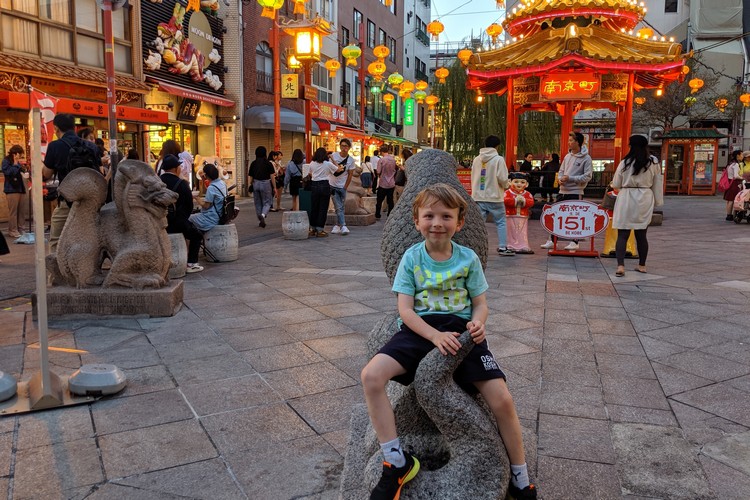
[282,16,332,160]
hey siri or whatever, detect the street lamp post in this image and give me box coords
[272,11,281,151]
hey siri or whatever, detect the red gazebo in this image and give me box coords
[466,0,686,167]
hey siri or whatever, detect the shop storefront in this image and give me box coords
[313,101,367,163]
[660,129,723,195]
[141,0,235,184]
[244,105,314,162]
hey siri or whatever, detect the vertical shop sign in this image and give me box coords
[404,98,415,126]
[282,74,299,98]
[30,90,59,158]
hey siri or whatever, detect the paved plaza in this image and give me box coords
[0,195,749,499]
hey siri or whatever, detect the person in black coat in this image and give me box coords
[540,153,560,202]
[160,154,204,273]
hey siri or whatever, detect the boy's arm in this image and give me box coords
[467,293,489,345]
[397,293,462,356]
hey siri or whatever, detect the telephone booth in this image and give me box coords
[660,128,723,195]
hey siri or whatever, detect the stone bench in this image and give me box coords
[282,211,310,240]
[203,223,238,262]
[168,233,187,279]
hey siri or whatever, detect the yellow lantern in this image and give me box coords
[496,0,505,7]
[400,80,415,94]
[287,53,301,70]
[293,0,306,15]
[324,59,341,77]
[457,48,473,66]
[684,96,697,107]
[415,80,428,91]
[373,45,390,62]
[426,20,444,41]
[387,72,404,89]
[368,61,387,81]
[434,67,449,84]
[384,0,392,5]
[486,23,503,44]
[257,0,284,18]
[425,95,439,110]
[688,77,704,94]
[715,98,728,112]
[414,90,427,103]
[740,93,750,107]
[383,93,395,108]
[283,17,332,62]
[637,27,654,39]
[634,97,646,105]
[681,65,690,75]
[342,45,361,66]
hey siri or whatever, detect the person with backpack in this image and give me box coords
[42,113,101,253]
[722,150,744,221]
[189,162,226,234]
[160,155,204,274]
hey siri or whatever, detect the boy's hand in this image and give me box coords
[467,320,486,344]
[432,331,462,356]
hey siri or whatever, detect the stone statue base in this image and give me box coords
[326,213,376,226]
[33,280,183,319]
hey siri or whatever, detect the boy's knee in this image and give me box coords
[360,363,386,390]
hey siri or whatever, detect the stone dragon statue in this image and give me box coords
[48,160,177,290]
[340,150,514,499]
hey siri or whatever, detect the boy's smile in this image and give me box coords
[415,201,464,248]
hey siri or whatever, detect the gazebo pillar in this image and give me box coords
[560,101,575,159]
[614,103,626,165]
[505,78,517,167]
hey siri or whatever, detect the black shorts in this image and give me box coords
[289,176,302,196]
[378,314,506,394]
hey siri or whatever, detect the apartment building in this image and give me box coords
[402,0,431,146]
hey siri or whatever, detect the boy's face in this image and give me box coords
[510,178,528,192]
[414,201,464,244]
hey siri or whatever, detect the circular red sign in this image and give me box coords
[540,200,609,239]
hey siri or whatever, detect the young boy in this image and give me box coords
[361,184,536,500]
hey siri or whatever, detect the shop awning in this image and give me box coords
[0,91,169,124]
[245,105,320,134]
[315,121,367,140]
[372,132,417,147]
[151,79,235,107]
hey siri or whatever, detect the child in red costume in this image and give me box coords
[504,172,535,254]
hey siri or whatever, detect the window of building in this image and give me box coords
[0,0,131,71]
[378,0,396,14]
[313,60,334,103]
[353,9,363,39]
[387,36,396,63]
[379,28,387,47]
[406,57,409,68]
[255,41,273,93]
[664,0,677,12]
[320,0,333,20]
[367,20,376,48]
[342,27,350,47]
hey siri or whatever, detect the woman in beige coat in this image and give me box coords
[612,134,664,277]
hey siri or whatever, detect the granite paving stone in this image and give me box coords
[304,333,368,361]
[626,314,672,333]
[201,403,316,454]
[261,362,357,399]
[536,456,622,499]
[16,405,93,450]
[638,335,690,360]
[699,455,750,500]
[672,383,750,427]
[180,374,282,416]
[153,338,235,365]
[283,318,355,341]
[584,305,630,320]
[543,322,590,340]
[595,352,656,379]
[651,362,713,396]
[241,342,324,372]
[601,376,671,410]
[591,334,646,356]
[0,432,11,477]
[701,431,750,477]
[98,420,217,478]
[683,319,750,341]
[656,350,750,382]
[92,389,193,435]
[606,405,678,427]
[80,344,162,370]
[669,400,750,447]
[219,326,298,351]
[166,352,256,385]
[544,308,588,324]
[538,414,616,464]
[588,318,637,336]
[145,322,221,346]
[539,382,607,420]
[288,386,364,435]
[641,325,729,349]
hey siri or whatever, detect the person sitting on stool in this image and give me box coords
[159,154,204,274]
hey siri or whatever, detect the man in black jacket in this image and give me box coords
[160,155,204,273]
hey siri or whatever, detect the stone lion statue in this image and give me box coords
[339,150,512,499]
[344,167,371,215]
[48,160,178,290]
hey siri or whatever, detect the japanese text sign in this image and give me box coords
[311,101,348,124]
[282,74,299,99]
[404,98,415,126]
[540,200,609,239]
[540,72,601,101]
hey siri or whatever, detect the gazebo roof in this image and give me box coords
[661,128,727,139]
[467,23,683,94]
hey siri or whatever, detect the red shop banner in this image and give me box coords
[311,101,348,124]
[539,72,601,101]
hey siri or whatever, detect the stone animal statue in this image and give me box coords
[49,160,178,290]
[340,149,509,499]
[344,167,371,215]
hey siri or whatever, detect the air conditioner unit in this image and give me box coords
[648,127,664,146]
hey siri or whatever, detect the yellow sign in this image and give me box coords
[282,74,299,98]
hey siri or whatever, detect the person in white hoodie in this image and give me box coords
[471,135,514,256]
[541,131,593,250]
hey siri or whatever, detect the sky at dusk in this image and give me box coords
[429,0,508,47]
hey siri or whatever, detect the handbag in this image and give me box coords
[394,168,407,186]
[601,189,617,210]
[718,167,731,192]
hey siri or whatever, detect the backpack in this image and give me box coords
[211,184,238,225]
[718,167,731,192]
[60,137,98,179]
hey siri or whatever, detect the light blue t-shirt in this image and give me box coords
[392,241,489,322]
[189,179,226,232]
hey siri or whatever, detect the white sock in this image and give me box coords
[510,463,530,489]
[380,438,405,467]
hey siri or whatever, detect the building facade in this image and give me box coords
[401,0,431,147]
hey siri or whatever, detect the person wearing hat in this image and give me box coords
[160,154,204,273]
[504,172,535,254]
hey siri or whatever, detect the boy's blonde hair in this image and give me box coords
[412,183,468,221]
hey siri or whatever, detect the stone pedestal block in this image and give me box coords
[362,196,377,215]
[326,212,376,226]
[650,211,663,226]
[282,211,310,240]
[168,233,187,279]
[204,223,238,262]
[34,280,183,318]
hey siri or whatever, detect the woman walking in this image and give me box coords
[308,147,343,237]
[269,150,285,212]
[2,145,28,238]
[284,149,304,211]
[612,135,664,277]
[722,150,744,221]
[248,146,276,228]
[361,156,374,196]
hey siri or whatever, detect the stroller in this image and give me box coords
[733,179,750,224]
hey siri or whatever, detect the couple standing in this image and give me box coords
[471,132,593,254]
